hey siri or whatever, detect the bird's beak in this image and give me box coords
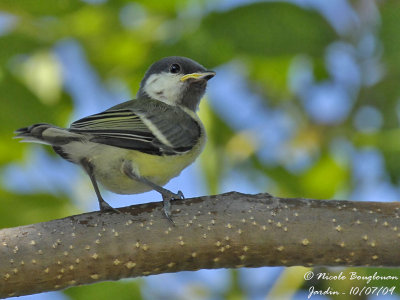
[180,71,216,82]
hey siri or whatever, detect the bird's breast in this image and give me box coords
[89,132,206,195]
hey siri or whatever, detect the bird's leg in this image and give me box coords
[80,158,119,213]
[122,161,184,224]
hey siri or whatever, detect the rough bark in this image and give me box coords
[1,192,400,298]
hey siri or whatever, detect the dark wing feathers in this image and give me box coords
[143,110,201,150]
[69,100,201,155]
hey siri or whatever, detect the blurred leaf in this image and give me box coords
[354,129,400,152]
[0,70,71,133]
[319,267,400,298]
[353,129,400,181]
[248,56,294,100]
[364,267,400,283]
[0,34,44,64]
[249,55,328,102]
[318,267,365,296]
[251,157,301,198]
[109,0,186,14]
[0,69,72,165]
[64,280,143,300]
[358,1,400,130]
[225,131,257,162]
[154,2,337,67]
[267,267,310,299]
[301,154,348,199]
[224,270,245,300]
[0,190,77,228]
[204,3,336,56]
[380,0,400,69]
[0,0,84,16]
[14,51,63,104]
[199,101,233,194]
[355,75,399,129]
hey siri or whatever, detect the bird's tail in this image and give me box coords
[14,123,83,146]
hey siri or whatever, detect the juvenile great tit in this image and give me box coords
[15,56,215,222]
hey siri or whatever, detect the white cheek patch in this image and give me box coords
[143,73,184,105]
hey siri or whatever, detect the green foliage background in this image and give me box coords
[0,0,399,299]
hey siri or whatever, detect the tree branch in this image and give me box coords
[1,192,400,298]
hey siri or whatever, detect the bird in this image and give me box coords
[14,56,215,222]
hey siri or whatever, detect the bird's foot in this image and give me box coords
[177,190,185,199]
[162,190,185,225]
[99,199,120,214]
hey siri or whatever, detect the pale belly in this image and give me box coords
[71,138,205,195]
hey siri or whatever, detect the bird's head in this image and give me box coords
[137,56,215,111]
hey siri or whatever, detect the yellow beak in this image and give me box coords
[180,71,216,82]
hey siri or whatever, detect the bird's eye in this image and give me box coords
[169,64,181,74]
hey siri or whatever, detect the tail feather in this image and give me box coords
[15,123,51,141]
[14,123,83,145]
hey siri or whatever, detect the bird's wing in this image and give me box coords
[69,102,201,155]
